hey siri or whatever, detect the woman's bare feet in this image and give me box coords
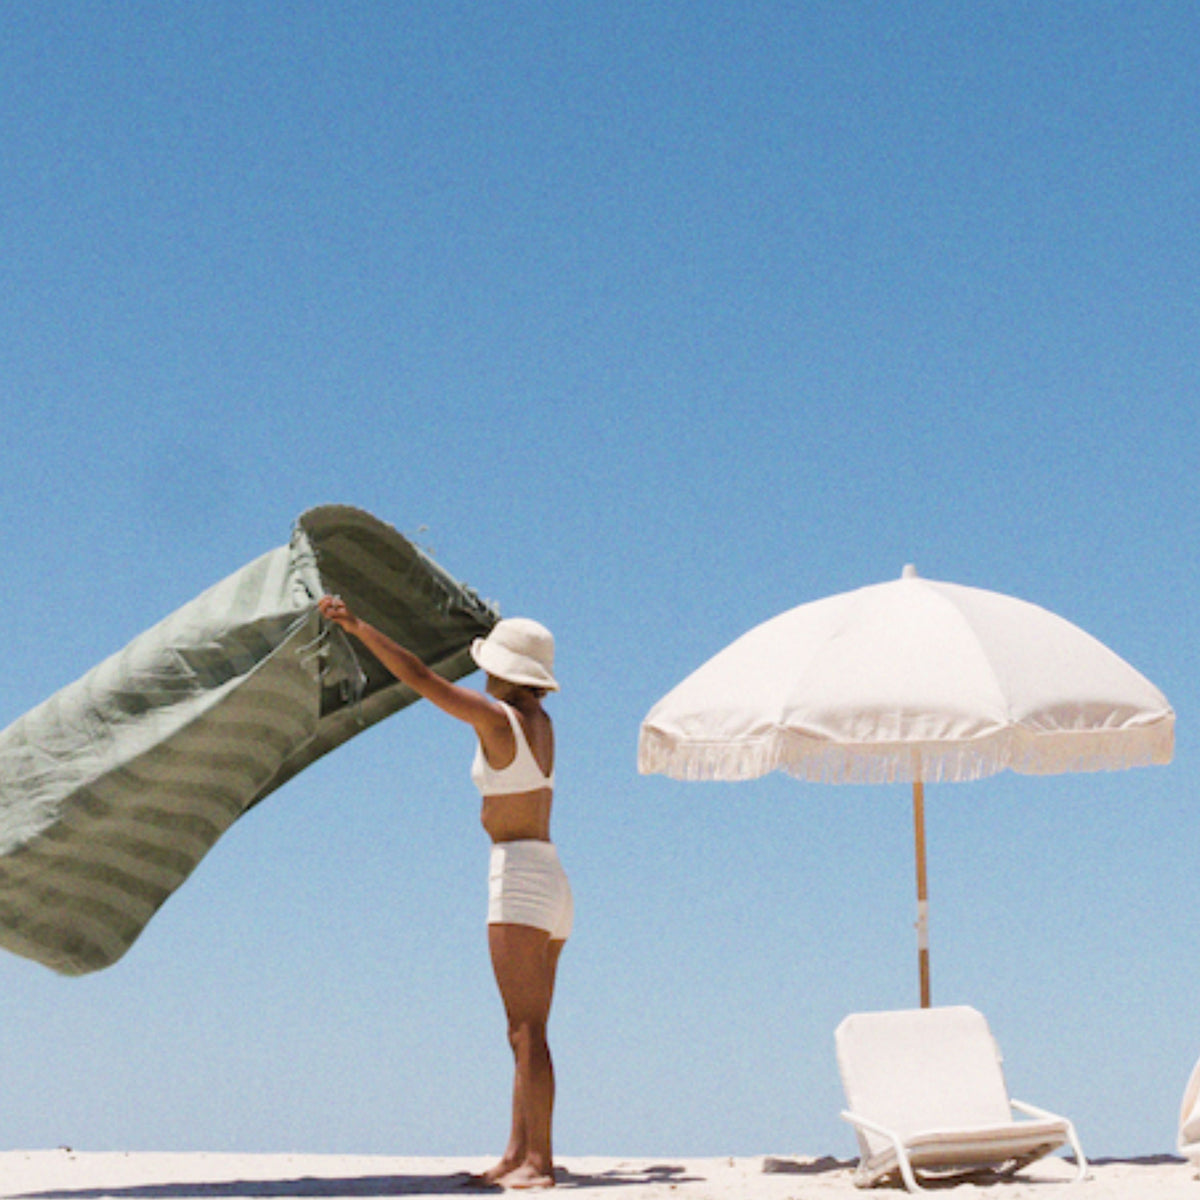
[500,1162,555,1189]
[466,1159,520,1187]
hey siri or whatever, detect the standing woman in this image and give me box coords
[317,596,571,1190]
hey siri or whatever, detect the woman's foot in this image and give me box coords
[468,1159,521,1186]
[500,1163,555,1190]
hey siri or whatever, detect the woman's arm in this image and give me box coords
[318,595,504,735]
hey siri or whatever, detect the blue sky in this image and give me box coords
[2,0,1197,1161]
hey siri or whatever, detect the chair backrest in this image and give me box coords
[836,1006,1014,1139]
[1179,1054,1200,1147]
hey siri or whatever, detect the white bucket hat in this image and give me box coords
[471,618,558,691]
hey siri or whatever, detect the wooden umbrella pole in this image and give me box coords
[913,779,931,1008]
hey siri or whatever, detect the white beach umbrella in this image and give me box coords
[637,565,1174,1006]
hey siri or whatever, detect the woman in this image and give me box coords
[317,596,571,1190]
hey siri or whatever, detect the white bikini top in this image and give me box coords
[471,702,554,796]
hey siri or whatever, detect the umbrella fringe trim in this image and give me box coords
[636,719,1175,784]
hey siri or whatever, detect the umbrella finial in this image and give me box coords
[902,563,919,579]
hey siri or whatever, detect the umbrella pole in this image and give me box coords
[913,780,931,1008]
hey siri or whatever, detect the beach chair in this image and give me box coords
[835,1006,1087,1193]
[1178,1053,1200,1165]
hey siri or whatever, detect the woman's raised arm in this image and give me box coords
[318,595,505,736]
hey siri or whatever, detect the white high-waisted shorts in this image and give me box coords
[488,840,573,941]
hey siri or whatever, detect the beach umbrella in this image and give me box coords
[637,565,1174,1007]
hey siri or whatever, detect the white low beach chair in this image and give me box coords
[836,1006,1087,1193]
[1177,1053,1200,1165]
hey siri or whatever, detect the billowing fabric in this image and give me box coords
[638,566,1174,785]
[0,505,497,975]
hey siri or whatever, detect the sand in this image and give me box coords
[1,1150,1197,1199]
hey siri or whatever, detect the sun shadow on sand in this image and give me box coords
[556,1163,704,1189]
[1089,1155,1187,1166]
[10,1163,710,1199]
[9,1175,499,1199]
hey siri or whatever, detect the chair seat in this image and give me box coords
[876,1117,1067,1168]
[848,1113,1070,1187]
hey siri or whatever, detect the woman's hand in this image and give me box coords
[318,594,360,634]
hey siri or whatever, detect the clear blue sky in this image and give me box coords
[2,0,1197,1161]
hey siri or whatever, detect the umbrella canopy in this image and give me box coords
[638,565,1174,1004]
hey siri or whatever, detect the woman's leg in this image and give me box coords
[484,923,565,1188]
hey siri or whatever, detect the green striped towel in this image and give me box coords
[0,506,497,975]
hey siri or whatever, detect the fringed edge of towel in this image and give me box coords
[636,717,1175,785]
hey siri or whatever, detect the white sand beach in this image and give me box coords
[1,1150,1196,1200]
